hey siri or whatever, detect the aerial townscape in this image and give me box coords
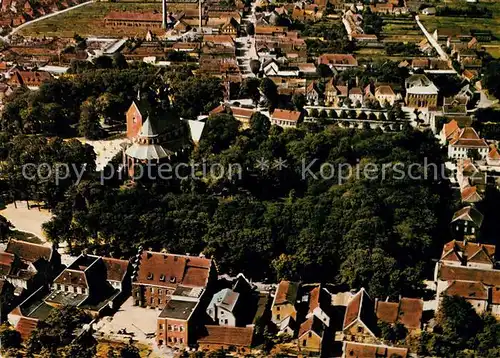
[1,0,500,357]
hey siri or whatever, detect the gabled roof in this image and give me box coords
[461,186,482,203]
[298,315,325,338]
[450,127,488,148]
[451,206,484,227]
[375,298,423,330]
[444,280,488,301]
[438,264,500,286]
[442,120,459,140]
[405,74,438,94]
[271,109,301,122]
[5,239,53,263]
[209,288,240,312]
[198,326,253,347]
[441,240,495,265]
[343,288,377,335]
[375,85,395,96]
[274,280,299,305]
[133,251,212,289]
[318,54,358,66]
[53,269,89,289]
[488,146,500,160]
[102,257,129,282]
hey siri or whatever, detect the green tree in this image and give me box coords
[250,59,261,76]
[250,112,271,137]
[78,97,104,139]
[292,93,306,111]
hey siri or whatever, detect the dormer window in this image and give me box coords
[160,274,166,282]
[147,272,154,280]
[170,276,176,283]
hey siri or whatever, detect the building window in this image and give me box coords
[168,337,172,343]
[358,326,364,333]
[309,332,312,338]
[277,314,280,320]
[150,297,154,304]
[150,287,154,293]
[82,288,86,295]
[303,339,307,347]
[159,324,163,330]
[64,285,69,292]
[57,284,61,290]
[276,306,280,311]
[168,325,172,331]
[158,298,162,305]
[173,325,178,331]
[179,326,184,332]
[180,338,184,344]
[158,289,162,295]
[173,337,177,343]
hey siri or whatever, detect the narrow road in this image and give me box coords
[2,0,94,41]
[415,15,449,61]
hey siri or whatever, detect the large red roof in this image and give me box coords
[134,251,211,289]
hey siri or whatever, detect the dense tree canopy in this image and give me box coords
[44,122,452,297]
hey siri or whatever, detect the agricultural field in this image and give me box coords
[420,2,500,57]
[18,3,162,38]
[380,16,422,44]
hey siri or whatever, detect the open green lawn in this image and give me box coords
[380,17,422,43]
[18,3,162,38]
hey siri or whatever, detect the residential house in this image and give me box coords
[207,288,242,326]
[348,87,363,106]
[131,250,215,309]
[1,239,61,297]
[325,78,348,106]
[487,146,500,167]
[306,82,321,105]
[456,159,486,189]
[375,297,423,332]
[317,54,358,70]
[448,127,489,160]
[271,109,302,128]
[230,106,256,129]
[342,342,408,358]
[262,58,280,76]
[271,280,299,325]
[220,17,240,36]
[450,206,483,238]
[47,253,129,315]
[435,241,500,318]
[342,288,378,343]
[298,316,327,355]
[375,85,396,106]
[439,240,495,270]
[156,293,202,348]
[305,285,331,327]
[405,74,438,110]
[461,186,482,204]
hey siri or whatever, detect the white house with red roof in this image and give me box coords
[448,127,489,159]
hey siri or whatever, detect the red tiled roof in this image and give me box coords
[318,54,358,66]
[198,326,253,347]
[443,120,459,139]
[308,286,321,314]
[450,127,488,148]
[5,239,52,263]
[375,298,423,330]
[274,280,299,305]
[343,342,408,358]
[298,316,324,338]
[439,264,500,286]
[488,146,500,160]
[271,109,301,122]
[461,186,482,202]
[15,317,39,341]
[441,240,495,265]
[398,298,423,330]
[375,85,395,96]
[344,289,362,329]
[134,251,212,289]
[375,301,398,323]
[230,106,255,120]
[444,280,488,300]
[102,257,129,282]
